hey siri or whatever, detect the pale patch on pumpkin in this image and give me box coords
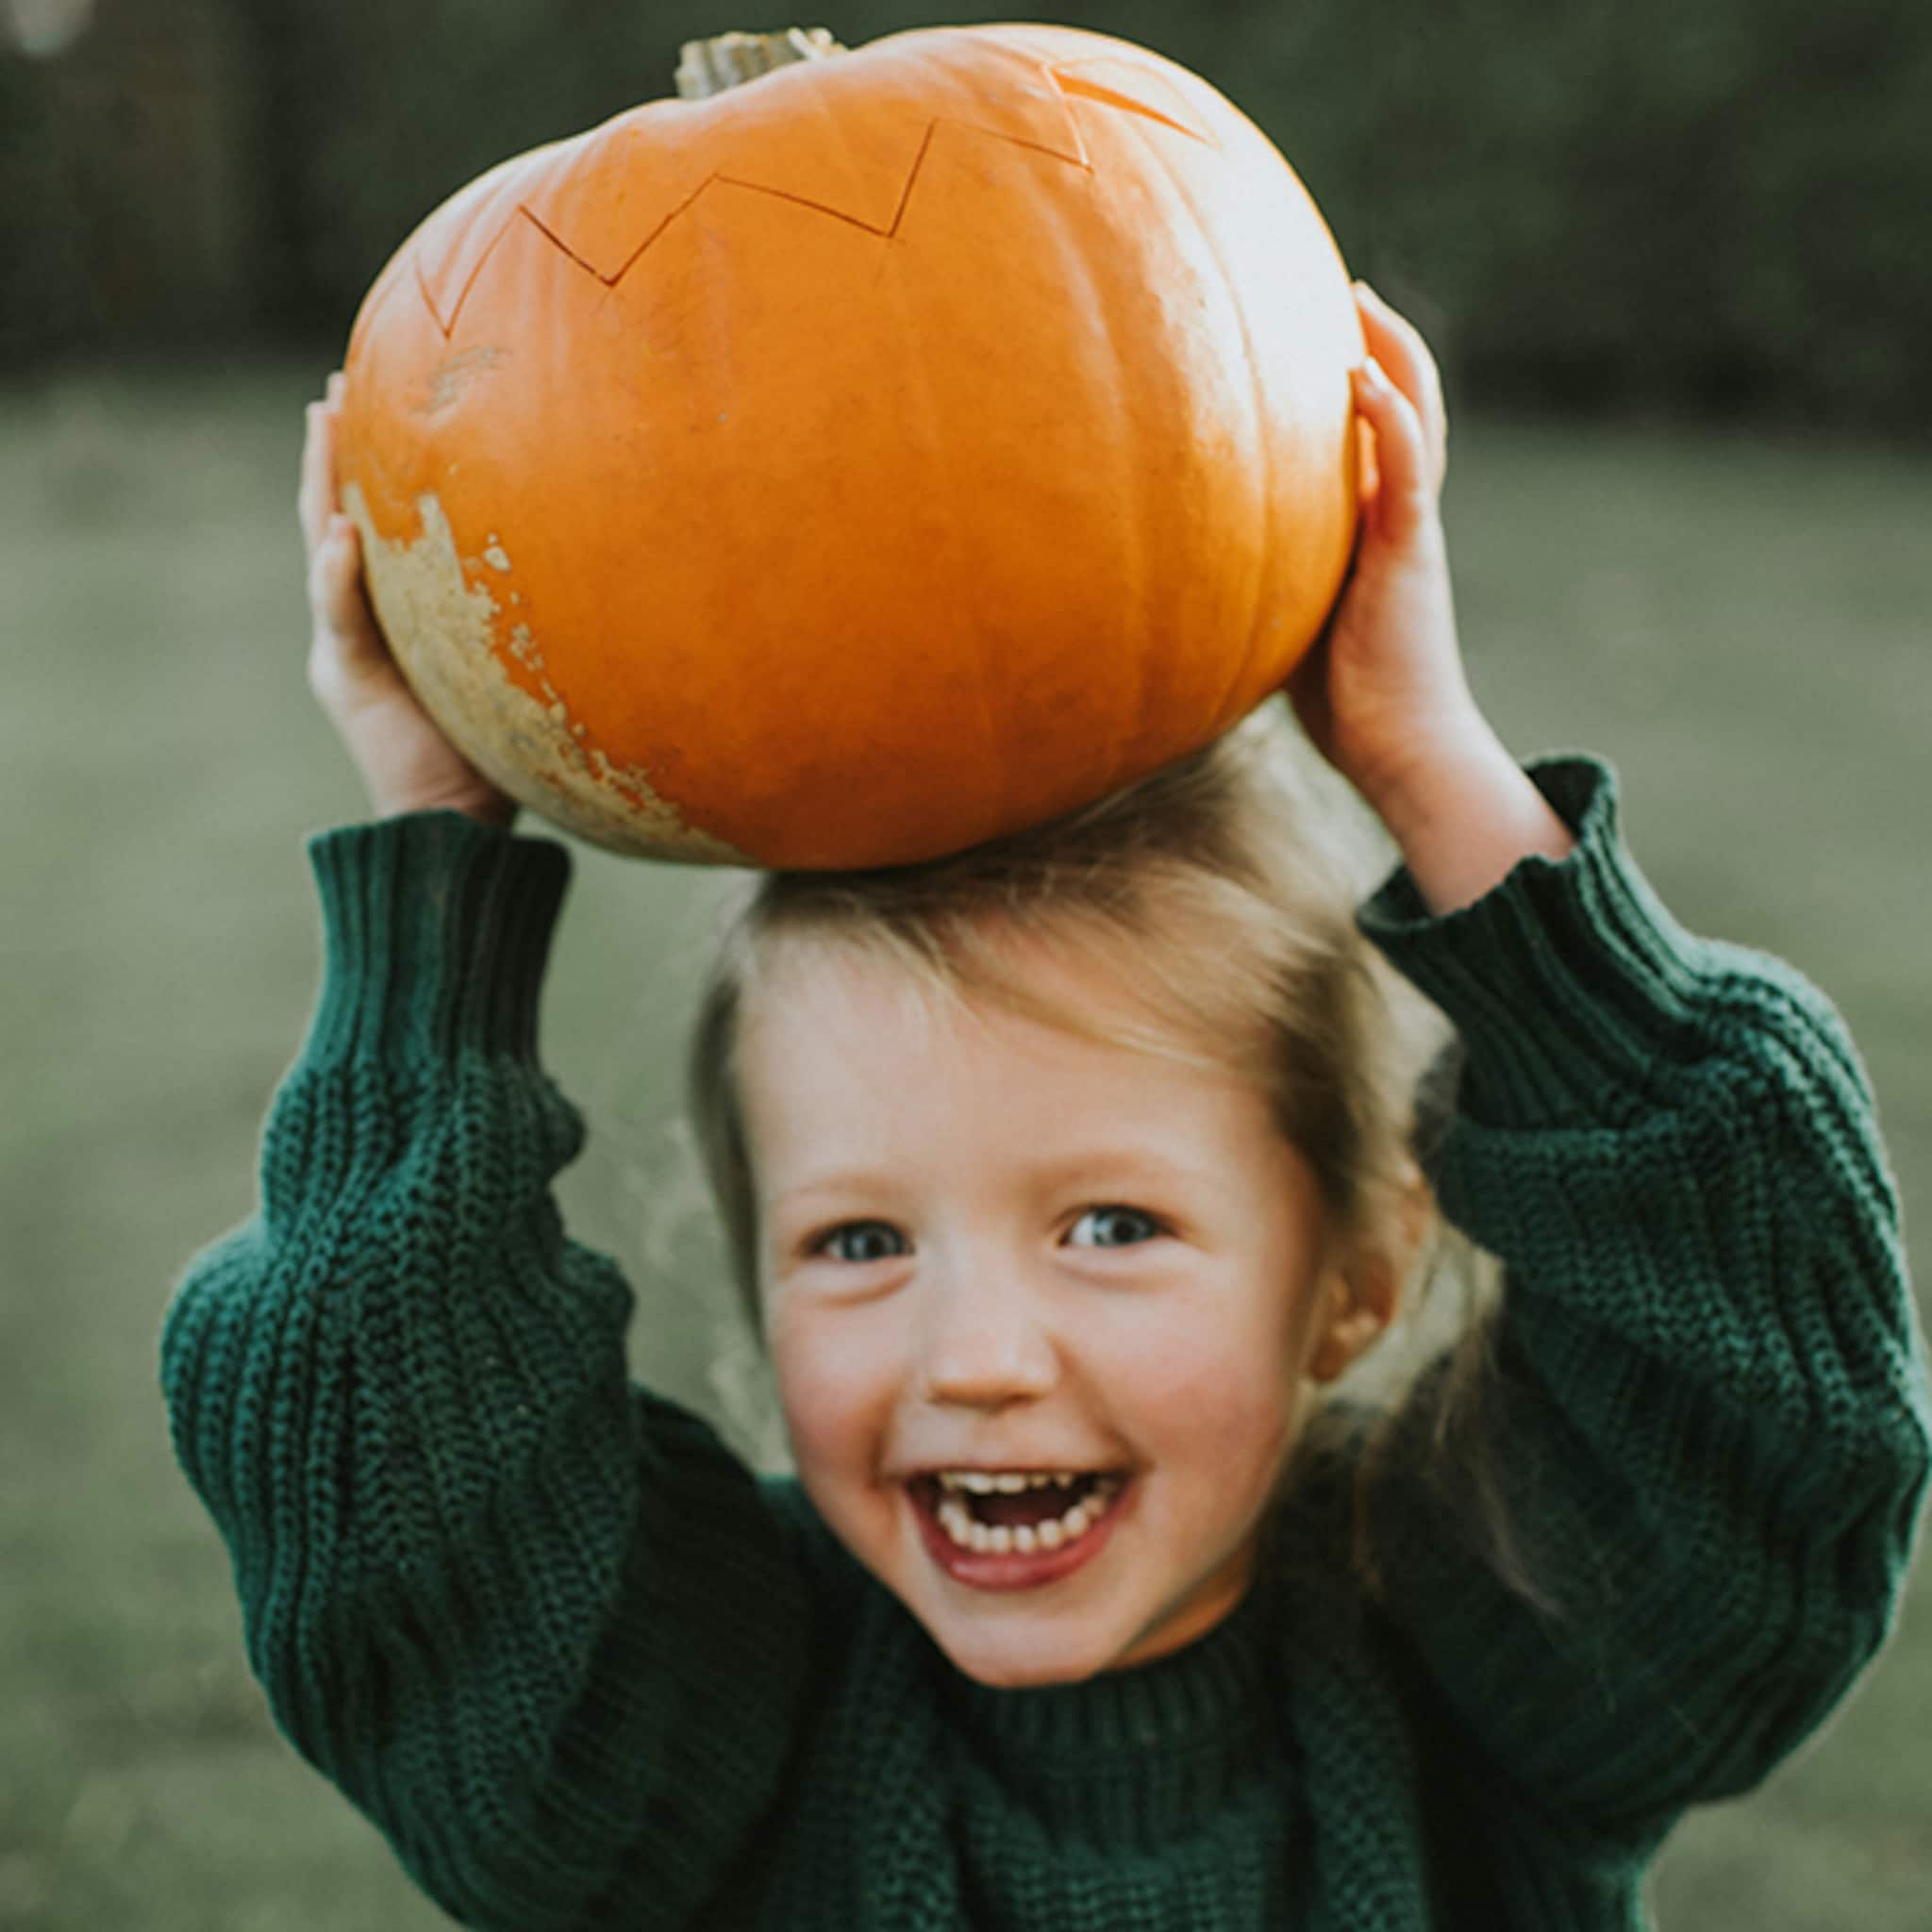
[416,344,509,416]
[342,483,745,862]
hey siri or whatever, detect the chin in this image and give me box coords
[941,1640,1107,1690]
[923,1609,1134,1689]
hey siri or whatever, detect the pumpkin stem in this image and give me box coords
[675,27,846,99]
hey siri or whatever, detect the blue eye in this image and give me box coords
[816,1221,908,1265]
[1067,1206,1164,1249]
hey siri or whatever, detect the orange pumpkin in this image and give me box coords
[338,23,1361,868]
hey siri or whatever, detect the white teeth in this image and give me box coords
[929,1479,1124,1558]
[935,1468,1106,1493]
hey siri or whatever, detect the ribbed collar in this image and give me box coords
[934,1559,1291,1844]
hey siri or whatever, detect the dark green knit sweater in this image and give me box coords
[160,758,1931,1929]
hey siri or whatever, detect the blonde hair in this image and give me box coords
[684,708,1540,1607]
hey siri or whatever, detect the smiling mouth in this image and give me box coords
[908,1471,1126,1558]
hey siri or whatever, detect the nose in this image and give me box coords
[915,1266,1060,1411]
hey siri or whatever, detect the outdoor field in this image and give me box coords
[1,364,1926,1928]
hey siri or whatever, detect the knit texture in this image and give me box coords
[160,757,1932,1930]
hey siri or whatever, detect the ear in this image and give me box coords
[1307,1260,1398,1385]
[1307,1167,1431,1385]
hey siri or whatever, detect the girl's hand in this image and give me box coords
[299,375,516,828]
[1286,283,1480,815]
[1286,284,1572,910]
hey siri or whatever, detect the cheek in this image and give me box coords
[1168,1352,1303,1480]
[1122,1290,1310,1481]
[769,1302,896,1477]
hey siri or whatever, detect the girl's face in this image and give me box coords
[738,939,1366,1689]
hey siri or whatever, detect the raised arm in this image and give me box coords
[1355,756,1931,1848]
[158,390,818,1927]
[1291,287,1931,1858]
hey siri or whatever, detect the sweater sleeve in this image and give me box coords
[1354,756,1932,1846]
[158,811,815,1931]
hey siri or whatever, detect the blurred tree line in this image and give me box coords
[3,0,1927,435]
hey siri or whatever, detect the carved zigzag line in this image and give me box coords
[415,62,1213,341]
[416,118,1076,341]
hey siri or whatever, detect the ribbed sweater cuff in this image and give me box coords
[303,809,572,1066]
[1357,755,1715,1128]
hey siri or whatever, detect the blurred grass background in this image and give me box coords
[3,0,1930,1925]
[6,364,1927,1932]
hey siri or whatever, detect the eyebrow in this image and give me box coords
[766,1172,902,1209]
[766,1145,1233,1212]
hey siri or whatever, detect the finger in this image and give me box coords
[1355,411,1380,508]
[1350,358,1431,546]
[309,515,387,663]
[1353,282,1446,489]
[297,395,338,557]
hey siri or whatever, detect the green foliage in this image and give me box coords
[0,58,74,360]
[4,0,1930,432]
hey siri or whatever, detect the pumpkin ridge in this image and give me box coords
[1186,152,1277,739]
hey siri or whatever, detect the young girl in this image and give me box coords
[162,285,1930,1929]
